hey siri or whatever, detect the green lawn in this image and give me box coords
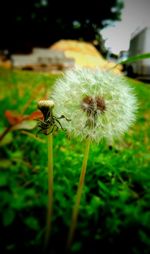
[0,67,150,254]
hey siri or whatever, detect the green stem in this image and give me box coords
[44,133,53,250]
[67,138,91,249]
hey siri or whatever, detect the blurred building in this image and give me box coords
[9,40,122,73]
[126,27,150,80]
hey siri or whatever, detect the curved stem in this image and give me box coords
[44,133,53,250]
[67,138,91,249]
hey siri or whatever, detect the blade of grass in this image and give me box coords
[119,53,150,65]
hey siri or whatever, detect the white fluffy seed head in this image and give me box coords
[51,68,137,143]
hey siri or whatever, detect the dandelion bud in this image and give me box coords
[37,100,54,109]
[37,100,54,120]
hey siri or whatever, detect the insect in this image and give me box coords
[36,100,70,136]
[37,112,70,135]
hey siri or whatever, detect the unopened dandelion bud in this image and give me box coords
[37,100,54,120]
[37,100,54,109]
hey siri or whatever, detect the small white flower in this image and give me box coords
[51,68,137,142]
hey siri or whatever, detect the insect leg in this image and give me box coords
[46,124,58,135]
[54,118,65,130]
[54,115,71,121]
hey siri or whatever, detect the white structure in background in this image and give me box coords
[127,27,150,80]
[11,48,74,72]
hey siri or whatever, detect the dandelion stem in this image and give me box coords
[44,133,53,250]
[67,138,91,249]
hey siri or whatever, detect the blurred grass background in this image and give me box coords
[0,67,150,254]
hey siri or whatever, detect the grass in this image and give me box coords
[0,67,150,254]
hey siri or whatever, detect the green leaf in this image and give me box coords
[98,181,109,193]
[91,195,103,208]
[0,173,8,186]
[71,242,81,252]
[12,120,37,130]
[11,195,26,210]
[0,132,13,146]
[24,217,39,230]
[119,53,150,65]
[87,195,104,216]
[3,209,15,226]
[0,160,12,169]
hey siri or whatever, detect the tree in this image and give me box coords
[0,0,124,53]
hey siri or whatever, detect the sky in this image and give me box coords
[101,0,150,55]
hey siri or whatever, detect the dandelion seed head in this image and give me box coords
[51,68,137,142]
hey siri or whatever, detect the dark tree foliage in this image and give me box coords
[0,0,124,53]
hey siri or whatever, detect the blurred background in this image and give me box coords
[0,0,124,53]
[0,0,149,79]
